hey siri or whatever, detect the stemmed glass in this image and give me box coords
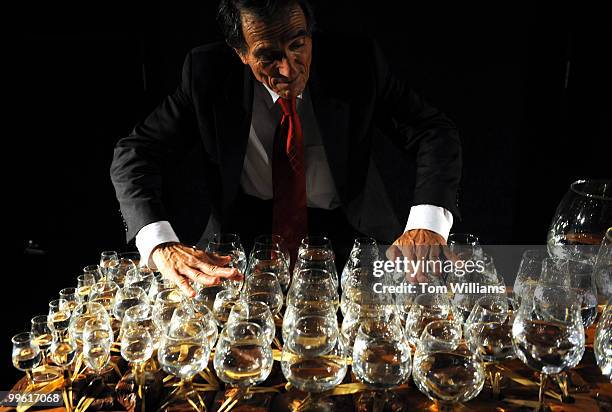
[352,312,411,412]
[595,304,612,381]
[213,289,241,326]
[49,333,77,411]
[59,288,80,312]
[412,320,485,411]
[83,264,102,282]
[68,301,111,347]
[11,332,42,385]
[48,299,72,334]
[99,251,119,280]
[405,293,454,346]
[246,249,291,293]
[121,324,154,409]
[77,273,95,303]
[158,318,210,410]
[512,284,585,411]
[191,301,220,348]
[340,236,379,290]
[113,286,148,320]
[513,249,549,305]
[281,313,348,411]
[464,295,516,398]
[89,280,120,314]
[447,233,483,260]
[251,234,290,271]
[242,272,284,316]
[294,236,338,289]
[31,315,62,382]
[152,288,187,333]
[214,321,274,401]
[548,179,612,263]
[594,227,612,304]
[82,318,113,374]
[206,233,247,293]
[227,300,275,346]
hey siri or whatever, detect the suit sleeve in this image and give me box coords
[371,40,462,219]
[110,51,198,242]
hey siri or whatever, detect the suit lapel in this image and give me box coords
[214,65,254,211]
[308,50,350,203]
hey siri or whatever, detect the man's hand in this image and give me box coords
[386,229,447,284]
[151,242,243,297]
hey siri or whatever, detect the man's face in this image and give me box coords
[237,5,312,99]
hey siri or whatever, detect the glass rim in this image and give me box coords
[78,273,95,281]
[448,233,480,245]
[60,287,77,295]
[209,232,242,245]
[31,315,48,324]
[100,250,118,257]
[12,331,34,344]
[570,179,612,200]
[421,319,462,339]
[254,234,285,245]
[49,298,68,308]
[300,235,332,248]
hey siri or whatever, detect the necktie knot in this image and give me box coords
[278,96,297,116]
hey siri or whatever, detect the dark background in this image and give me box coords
[4,1,610,385]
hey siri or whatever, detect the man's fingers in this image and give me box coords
[193,261,242,279]
[163,267,195,298]
[182,267,221,287]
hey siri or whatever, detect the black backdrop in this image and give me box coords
[4,1,610,384]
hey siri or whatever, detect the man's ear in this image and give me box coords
[233,47,249,65]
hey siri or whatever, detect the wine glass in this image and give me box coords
[206,233,247,293]
[412,320,485,411]
[89,280,120,314]
[48,298,72,333]
[242,272,284,316]
[251,234,290,270]
[281,313,348,411]
[464,295,516,397]
[152,288,186,333]
[77,273,95,303]
[113,286,148,320]
[121,324,154,405]
[49,333,78,411]
[214,321,273,400]
[247,248,291,293]
[189,301,219,348]
[352,312,411,412]
[340,236,379,290]
[60,288,80,312]
[548,179,612,263]
[30,315,62,382]
[122,303,161,350]
[341,301,393,347]
[541,258,598,327]
[82,318,113,374]
[512,284,585,411]
[99,250,119,280]
[68,301,111,348]
[83,264,103,282]
[405,293,454,346]
[213,289,241,326]
[11,332,42,385]
[158,318,210,409]
[124,267,155,297]
[228,300,275,346]
[594,227,612,304]
[295,235,338,289]
[595,304,612,381]
[447,254,505,322]
[513,249,549,305]
[447,233,483,260]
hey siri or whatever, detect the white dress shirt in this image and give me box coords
[136,83,453,266]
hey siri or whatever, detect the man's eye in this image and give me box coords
[289,41,304,50]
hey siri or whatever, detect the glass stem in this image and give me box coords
[436,401,454,412]
[538,373,548,411]
[556,372,571,402]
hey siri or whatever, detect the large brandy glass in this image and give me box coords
[547,179,612,263]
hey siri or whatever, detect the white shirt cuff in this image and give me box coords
[135,221,180,269]
[405,204,454,241]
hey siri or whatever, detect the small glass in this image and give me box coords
[30,315,62,382]
[404,293,454,346]
[242,272,284,316]
[48,299,72,333]
[59,287,80,311]
[595,304,612,381]
[113,286,148,320]
[228,300,275,346]
[83,264,102,282]
[77,273,95,302]
[246,248,291,293]
[206,233,247,293]
[82,318,113,374]
[99,250,120,280]
[11,332,42,384]
[213,289,241,326]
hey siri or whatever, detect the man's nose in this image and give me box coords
[277,57,296,79]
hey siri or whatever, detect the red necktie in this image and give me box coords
[272,97,308,259]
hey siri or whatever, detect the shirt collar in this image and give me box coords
[262,83,303,104]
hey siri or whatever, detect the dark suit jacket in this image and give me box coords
[110,32,462,245]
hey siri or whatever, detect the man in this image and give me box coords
[110,0,462,296]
